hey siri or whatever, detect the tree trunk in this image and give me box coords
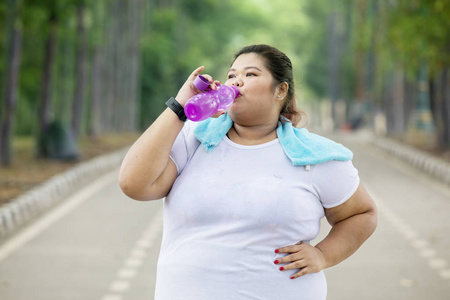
[71,4,89,138]
[354,0,367,103]
[0,0,22,166]
[104,0,118,132]
[327,11,339,129]
[391,67,405,135]
[89,0,105,139]
[128,0,142,132]
[403,77,416,131]
[90,45,103,138]
[382,71,395,134]
[442,68,450,148]
[38,11,58,155]
[431,68,450,149]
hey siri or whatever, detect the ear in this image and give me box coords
[275,82,289,101]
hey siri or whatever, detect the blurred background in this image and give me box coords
[1,0,449,199]
[0,0,450,299]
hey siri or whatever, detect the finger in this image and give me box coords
[274,252,301,265]
[200,74,218,90]
[275,243,302,254]
[278,259,306,272]
[290,267,310,279]
[214,80,221,86]
[190,66,205,78]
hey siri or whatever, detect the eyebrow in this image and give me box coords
[227,66,262,73]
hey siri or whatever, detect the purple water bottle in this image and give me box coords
[184,75,240,122]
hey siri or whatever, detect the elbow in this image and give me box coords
[370,206,378,233]
[118,176,155,201]
[118,176,165,201]
[365,205,378,237]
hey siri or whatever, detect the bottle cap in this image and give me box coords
[193,75,210,91]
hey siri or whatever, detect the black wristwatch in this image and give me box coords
[165,97,187,122]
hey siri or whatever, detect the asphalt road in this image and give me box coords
[0,132,449,300]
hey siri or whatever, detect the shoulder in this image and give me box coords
[311,160,360,208]
[312,159,359,180]
[277,121,353,165]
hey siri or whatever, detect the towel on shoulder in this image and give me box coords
[193,114,353,166]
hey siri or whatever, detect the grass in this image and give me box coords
[0,133,140,207]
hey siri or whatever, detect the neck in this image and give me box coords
[228,120,279,145]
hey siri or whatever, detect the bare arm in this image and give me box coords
[315,183,378,268]
[119,66,219,201]
[274,183,377,278]
[118,108,183,201]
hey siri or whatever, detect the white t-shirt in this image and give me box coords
[155,122,360,300]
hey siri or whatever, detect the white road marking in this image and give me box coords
[429,258,448,269]
[411,239,429,250]
[130,248,147,258]
[136,239,154,248]
[439,269,450,279]
[101,208,163,299]
[101,295,122,300]
[0,170,119,263]
[419,248,437,258]
[399,278,416,288]
[117,268,137,279]
[124,257,143,268]
[370,187,450,283]
[109,280,131,292]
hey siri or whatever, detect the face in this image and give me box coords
[225,53,283,125]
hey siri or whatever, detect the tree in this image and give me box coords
[70,2,88,138]
[0,0,23,166]
[37,3,59,157]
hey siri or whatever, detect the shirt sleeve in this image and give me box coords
[169,121,200,175]
[311,160,360,208]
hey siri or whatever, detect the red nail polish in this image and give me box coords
[290,276,295,279]
[274,260,279,264]
[275,249,279,253]
[279,266,284,271]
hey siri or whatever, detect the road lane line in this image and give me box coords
[117,268,137,279]
[102,207,163,300]
[101,295,122,300]
[367,186,450,283]
[109,280,131,292]
[0,169,119,263]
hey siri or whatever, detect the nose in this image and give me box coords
[232,78,243,87]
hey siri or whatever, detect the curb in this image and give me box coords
[0,147,129,239]
[372,136,450,185]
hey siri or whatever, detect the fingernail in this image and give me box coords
[290,276,295,280]
[279,266,284,271]
[275,249,279,253]
[274,260,279,264]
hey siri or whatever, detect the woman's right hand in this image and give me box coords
[175,66,221,106]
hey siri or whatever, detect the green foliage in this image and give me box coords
[2,0,450,152]
[139,8,179,128]
[384,0,450,74]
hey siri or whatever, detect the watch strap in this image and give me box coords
[165,97,187,122]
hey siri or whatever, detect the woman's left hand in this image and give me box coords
[274,241,327,279]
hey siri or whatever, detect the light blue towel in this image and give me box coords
[194,114,353,165]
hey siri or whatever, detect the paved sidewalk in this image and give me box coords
[0,147,129,241]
